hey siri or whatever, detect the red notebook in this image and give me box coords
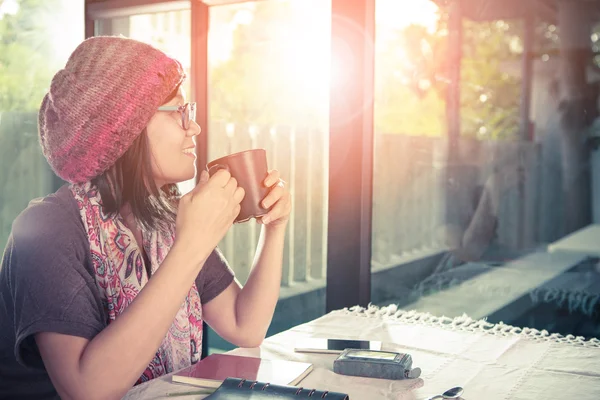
[171,354,313,389]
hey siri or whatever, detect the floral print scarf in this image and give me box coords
[70,182,203,383]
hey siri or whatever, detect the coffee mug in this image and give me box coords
[206,149,270,223]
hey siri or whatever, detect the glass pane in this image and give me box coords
[0,0,84,252]
[95,9,195,194]
[372,0,445,271]
[207,0,330,352]
[372,0,600,342]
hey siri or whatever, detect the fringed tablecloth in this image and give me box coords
[124,304,600,400]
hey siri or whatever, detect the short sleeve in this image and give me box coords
[196,247,235,304]
[6,197,106,368]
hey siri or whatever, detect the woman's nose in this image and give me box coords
[187,120,201,137]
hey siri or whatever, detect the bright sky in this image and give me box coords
[209,0,439,65]
[0,0,19,20]
[376,0,439,32]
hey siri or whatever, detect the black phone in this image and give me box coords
[293,338,382,354]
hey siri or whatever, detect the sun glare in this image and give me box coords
[49,1,84,65]
[376,0,439,33]
[211,0,439,64]
[281,0,439,96]
[207,0,439,117]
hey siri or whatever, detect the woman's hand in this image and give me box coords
[259,169,291,227]
[175,169,245,263]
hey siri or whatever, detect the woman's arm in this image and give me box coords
[459,164,522,261]
[36,169,244,400]
[458,186,497,261]
[202,224,286,347]
[203,170,291,347]
[36,242,207,400]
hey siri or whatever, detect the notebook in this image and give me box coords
[204,377,350,399]
[171,354,313,389]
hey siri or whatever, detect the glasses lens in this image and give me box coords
[181,105,188,130]
[187,103,196,130]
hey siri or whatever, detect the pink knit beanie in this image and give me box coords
[39,36,185,183]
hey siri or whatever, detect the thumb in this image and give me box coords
[190,170,209,196]
[199,170,209,183]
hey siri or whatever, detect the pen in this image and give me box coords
[166,388,215,397]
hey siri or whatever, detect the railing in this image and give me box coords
[208,121,329,286]
[372,134,448,269]
[209,124,543,285]
[1,113,544,289]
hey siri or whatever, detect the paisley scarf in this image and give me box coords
[70,182,203,383]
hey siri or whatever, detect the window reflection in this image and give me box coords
[372,0,600,341]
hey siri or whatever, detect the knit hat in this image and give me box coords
[39,36,185,183]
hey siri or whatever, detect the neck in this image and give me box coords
[120,203,133,218]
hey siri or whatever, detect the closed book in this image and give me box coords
[204,377,350,399]
[171,354,313,389]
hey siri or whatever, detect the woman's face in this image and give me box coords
[145,86,201,187]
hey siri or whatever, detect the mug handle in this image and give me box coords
[207,163,230,176]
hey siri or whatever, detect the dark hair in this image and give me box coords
[91,85,182,232]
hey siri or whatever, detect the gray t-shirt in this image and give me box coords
[0,185,235,399]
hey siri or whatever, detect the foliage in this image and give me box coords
[209,1,329,128]
[208,1,545,139]
[0,0,68,112]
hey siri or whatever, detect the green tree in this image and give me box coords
[0,0,76,251]
[374,24,446,135]
[459,19,523,139]
[0,0,69,112]
[209,1,329,128]
[210,1,534,140]
[396,15,527,139]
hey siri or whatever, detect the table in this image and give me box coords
[123,305,600,400]
[547,224,600,256]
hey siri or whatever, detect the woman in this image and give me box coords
[0,36,291,400]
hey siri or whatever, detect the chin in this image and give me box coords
[160,169,196,186]
[180,166,197,182]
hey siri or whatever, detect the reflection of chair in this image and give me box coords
[414,256,496,298]
[403,250,588,321]
[504,257,600,340]
[530,257,600,317]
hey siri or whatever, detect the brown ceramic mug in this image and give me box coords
[206,149,270,223]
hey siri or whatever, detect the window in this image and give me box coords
[207,0,331,351]
[0,0,84,253]
[371,0,600,342]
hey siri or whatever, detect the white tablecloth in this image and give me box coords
[123,305,600,400]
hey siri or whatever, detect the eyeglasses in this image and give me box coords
[157,102,196,130]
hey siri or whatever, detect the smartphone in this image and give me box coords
[294,338,382,354]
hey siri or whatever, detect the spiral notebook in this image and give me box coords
[172,354,313,389]
[204,377,350,399]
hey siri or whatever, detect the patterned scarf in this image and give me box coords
[70,182,203,383]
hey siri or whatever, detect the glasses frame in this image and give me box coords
[157,102,196,130]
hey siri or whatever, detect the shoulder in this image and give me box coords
[12,185,84,241]
[8,185,90,274]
